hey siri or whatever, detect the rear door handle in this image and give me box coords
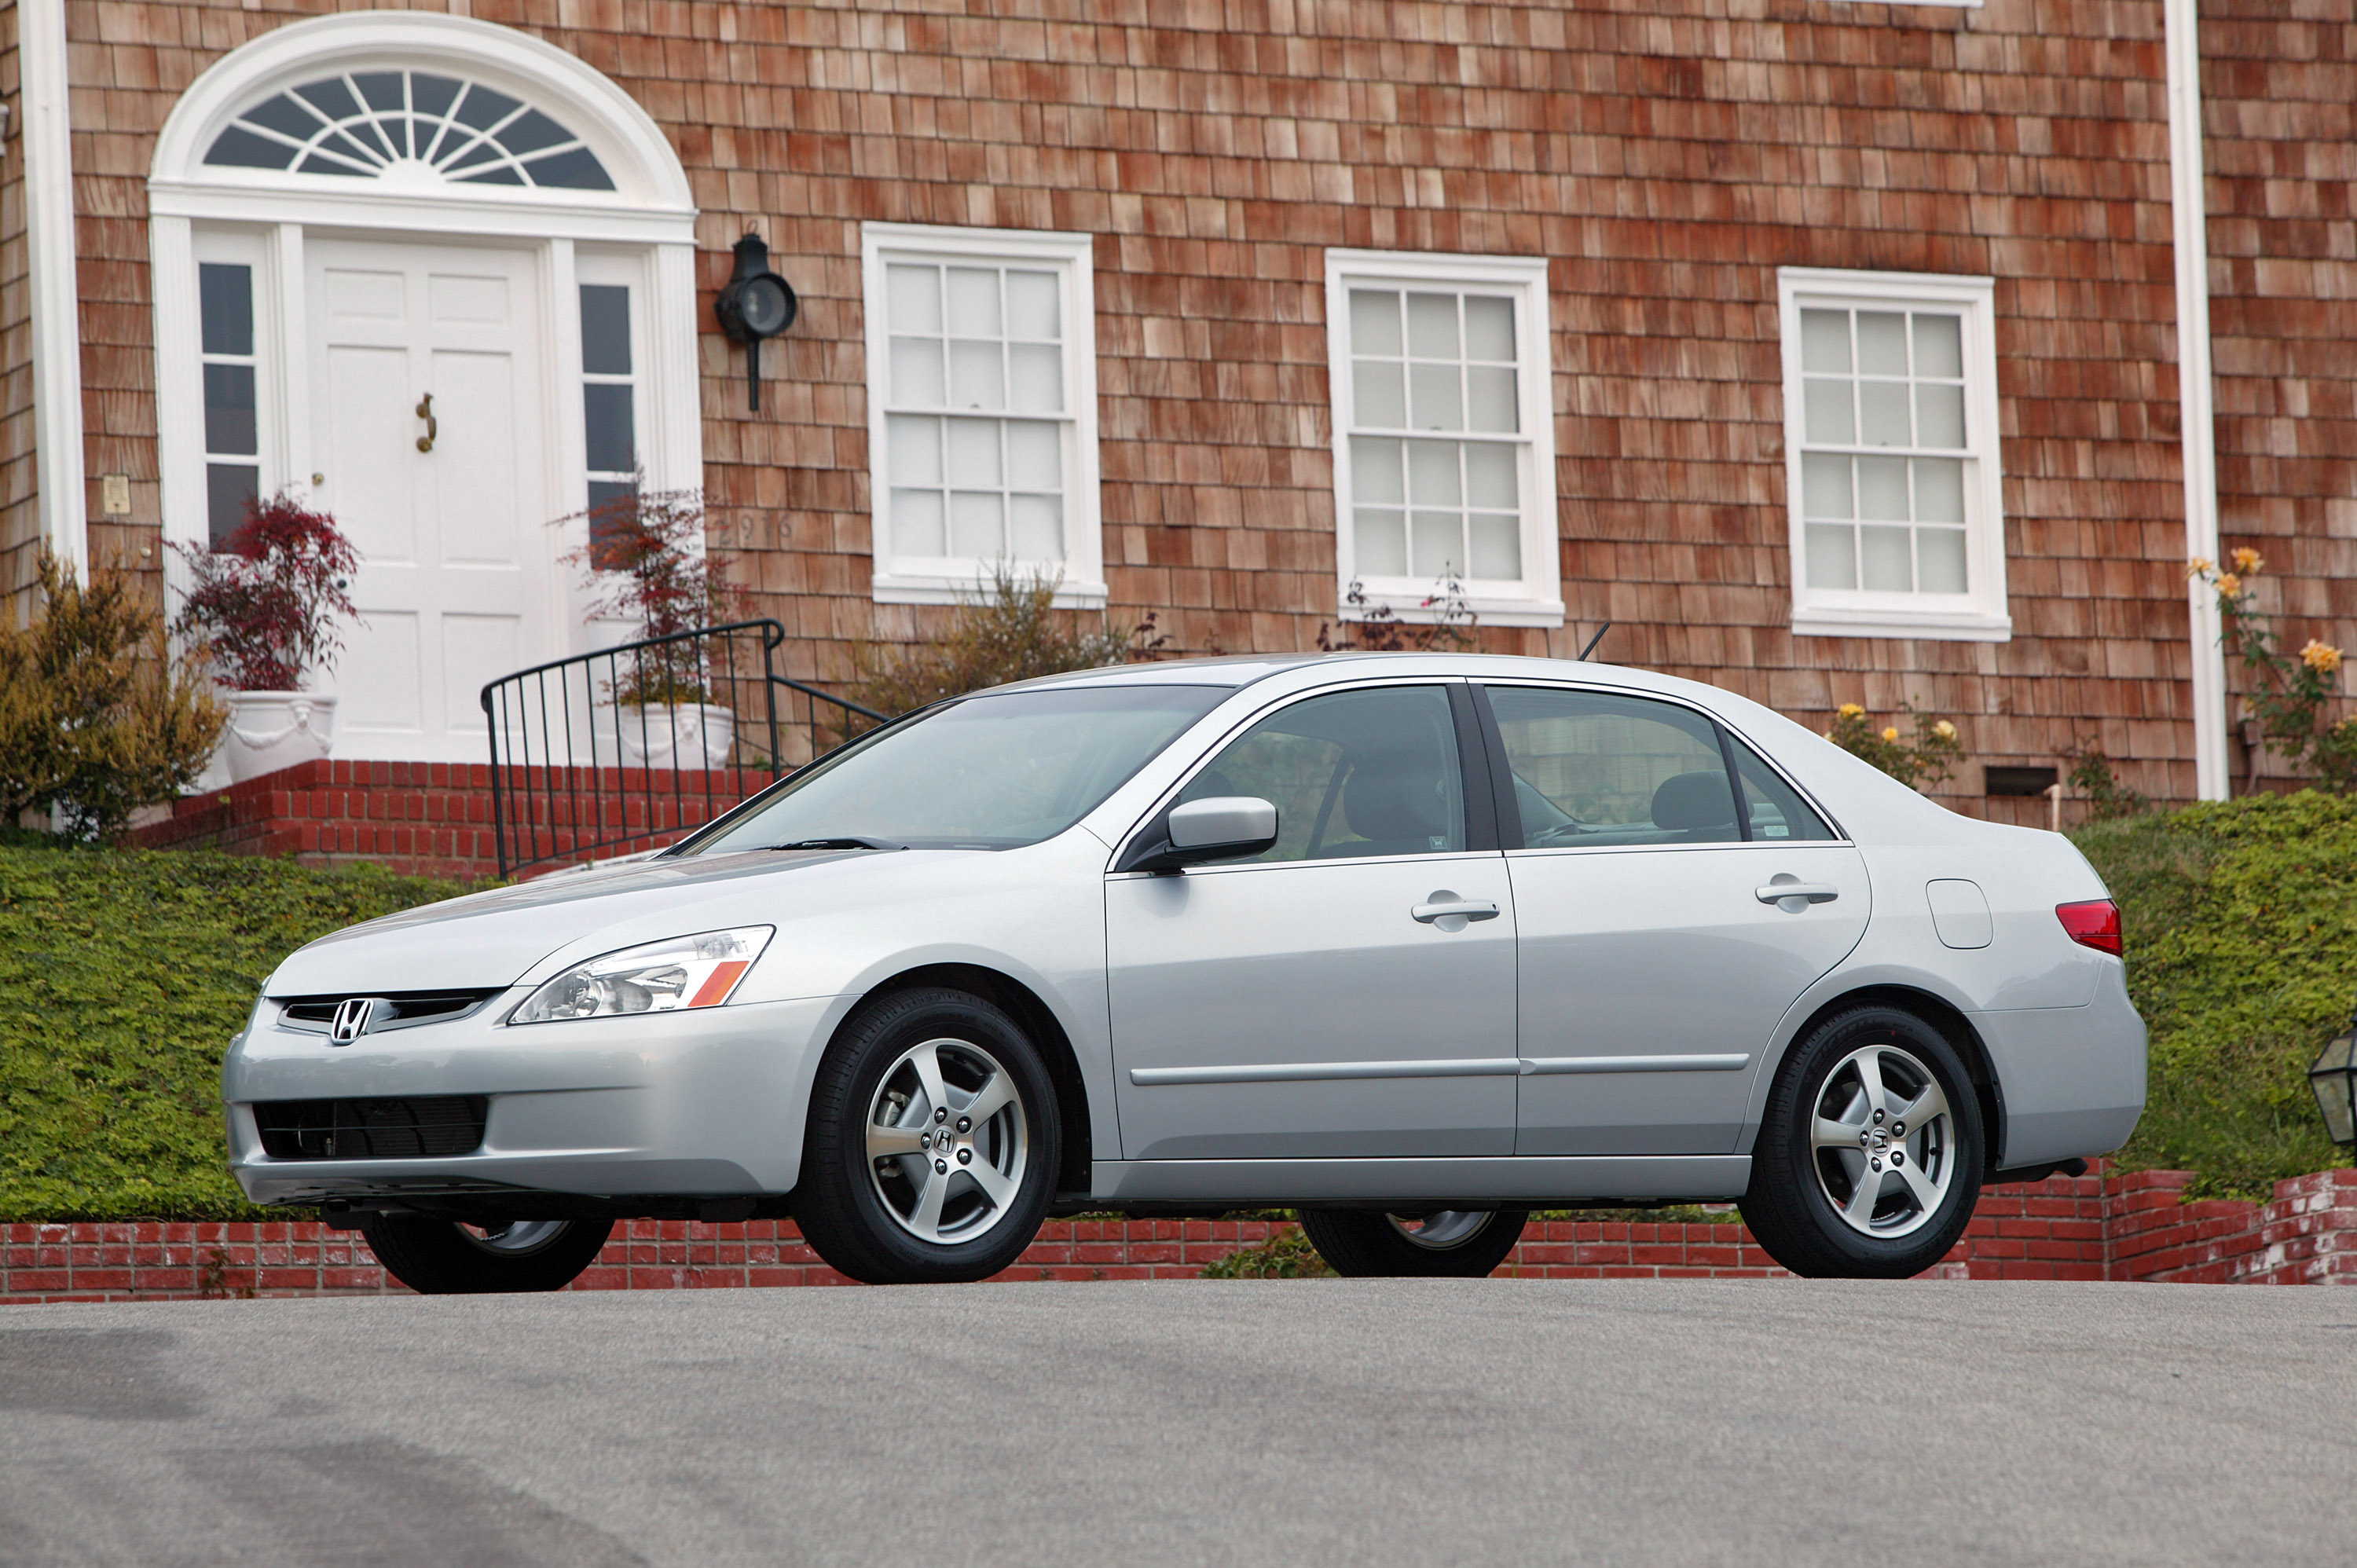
[1757,881,1840,910]
[1412,898,1501,925]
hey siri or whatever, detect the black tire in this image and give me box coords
[795,987,1061,1284]
[357,1214,614,1295]
[1297,1208,1528,1278]
[1739,1005,1985,1279]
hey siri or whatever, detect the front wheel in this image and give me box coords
[1739,1006,1985,1279]
[1297,1208,1528,1278]
[357,1214,614,1295]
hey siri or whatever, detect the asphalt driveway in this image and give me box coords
[3,1278,2352,1566]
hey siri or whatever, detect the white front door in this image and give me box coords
[307,237,557,762]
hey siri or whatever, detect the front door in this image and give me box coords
[1483,683,1872,1156]
[307,238,556,761]
[1107,683,1519,1160]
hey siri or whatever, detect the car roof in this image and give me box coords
[995,650,1636,694]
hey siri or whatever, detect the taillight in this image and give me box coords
[2056,899,2123,958]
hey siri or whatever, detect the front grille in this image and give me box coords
[255,1097,489,1160]
[277,990,503,1035]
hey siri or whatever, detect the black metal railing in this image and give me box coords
[479,619,887,878]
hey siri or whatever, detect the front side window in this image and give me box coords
[1175,685,1466,863]
[1325,250,1561,628]
[1780,268,2008,642]
[1487,686,1741,848]
[862,224,1102,606]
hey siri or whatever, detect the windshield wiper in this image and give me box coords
[769,836,903,852]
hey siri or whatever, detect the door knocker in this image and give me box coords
[415,393,437,452]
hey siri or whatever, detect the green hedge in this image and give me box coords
[4,793,2351,1220]
[0,844,463,1221]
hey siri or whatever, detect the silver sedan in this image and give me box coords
[222,654,2146,1288]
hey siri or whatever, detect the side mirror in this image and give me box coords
[1120,796,1278,873]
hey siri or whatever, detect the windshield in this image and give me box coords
[684,684,1229,854]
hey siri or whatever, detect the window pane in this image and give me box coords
[1353,362,1406,427]
[1857,456,1910,521]
[1406,293,1459,358]
[1860,525,1913,592]
[1007,343,1061,412]
[1464,365,1517,433]
[1351,436,1404,505]
[1464,295,1514,361]
[1005,270,1060,339]
[1803,379,1853,445]
[1918,526,1969,593]
[1350,290,1401,356]
[1009,493,1063,559]
[1805,523,1857,589]
[1916,383,1966,449]
[886,265,942,335]
[893,488,946,555]
[1730,738,1837,841]
[199,263,255,357]
[1801,452,1852,519]
[1798,310,1850,374]
[1410,511,1460,577]
[1913,313,1963,378]
[946,419,1001,486]
[1355,509,1408,575]
[579,284,630,375]
[1407,440,1460,506]
[1469,513,1520,579]
[1857,311,1908,376]
[582,382,634,474]
[1914,457,1964,523]
[1408,363,1461,430]
[949,491,1003,557]
[948,340,1005,410]
[587,479,637,570]
[203,363,258,456]
[890,336,945,406]
[1178,684,1465,863]
[946,269,1002,335]
[887,414,942,485]
[1860,387,1912,448]
[207,463,258,551]
[1487,686,1738,847]
[1006,419,1061,490]
[1464,442,1517,509]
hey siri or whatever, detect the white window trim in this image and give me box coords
[1325,248,1563,629]
[1778,266,2010,643]
[861,222,1105,609]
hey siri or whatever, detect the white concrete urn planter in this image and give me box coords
[222,691,338,783]
[615,702,735,771]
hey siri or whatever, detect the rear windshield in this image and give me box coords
[684,684,1228,854]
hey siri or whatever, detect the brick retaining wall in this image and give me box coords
[8,1166,2354,1304]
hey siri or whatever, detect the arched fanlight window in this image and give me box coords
[203,70,614,190]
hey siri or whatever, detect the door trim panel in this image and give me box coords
[1520,1053,1751,1075]
[1091,1155,1753,1203]
[1131,1057,1523,1086]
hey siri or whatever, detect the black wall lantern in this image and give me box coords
[2310,1012,2357,1149]
[714,230,797,412]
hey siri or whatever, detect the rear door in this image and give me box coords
[1481,684,1870,1156]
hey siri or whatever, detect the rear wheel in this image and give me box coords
[357,1214,614,1295]
[795,987,1060,1284]
[1739,1006,1984,1279]
[1297,1208,1528,1278]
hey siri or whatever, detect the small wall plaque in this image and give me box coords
[100,474,130,516]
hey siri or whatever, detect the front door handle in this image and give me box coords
[1757,878,1840,912]
[415,392,437,452]
[1412,893,1501,928]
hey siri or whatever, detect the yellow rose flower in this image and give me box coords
[1934,720,1958,741]
[2231,547,2264,573]
[2301,639,2344,674]
[2216,573,2242,596]
[1838,703,1865,720]
[2187,558,2214,577]
[1881,727,1901,743]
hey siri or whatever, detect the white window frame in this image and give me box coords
[862,222,1105,608]
[1779,267,2010,643]
[1325,249,1562,629]
[189,227,283,548]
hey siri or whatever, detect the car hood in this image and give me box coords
[262,849,867,995]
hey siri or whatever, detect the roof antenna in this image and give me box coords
[1578,621,1611,661]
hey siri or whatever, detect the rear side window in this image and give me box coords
[1486,687,1741,848]
[1727,735,1838,841]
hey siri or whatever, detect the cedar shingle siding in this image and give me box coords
[6,0,2352,815]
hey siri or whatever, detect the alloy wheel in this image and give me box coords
[863,1037,1029,1245]
[1385,1211,1495,1251]
[459,1220,573,1255]
[1808,1042,1957,1240]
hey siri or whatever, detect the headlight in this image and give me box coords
[508,926,773,1025]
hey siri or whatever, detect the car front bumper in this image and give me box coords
[222,994,840,1209]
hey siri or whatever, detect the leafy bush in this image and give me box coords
[2189,551,2352,788]
[0,844,462,1220]
[1824,701,1966,790]
[170,494,359,691]
[1199,1223,1333,1278]
[852,564,1165,716]
[2073,793,2357,1198]
[0,554,224,839]
[2065,740,2151,822]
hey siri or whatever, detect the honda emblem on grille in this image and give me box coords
[329,998,378,1044]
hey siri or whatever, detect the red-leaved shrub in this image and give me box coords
[170,496,360,691]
